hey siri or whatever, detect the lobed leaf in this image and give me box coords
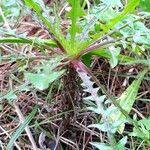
[130,118,150,140]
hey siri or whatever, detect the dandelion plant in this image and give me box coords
[0,0,150,149]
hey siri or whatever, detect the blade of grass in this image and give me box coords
[109,68,149,133]
[6,105,38,150]
[0,37,56,47]
[0,126,21,150]
[0,7,11,31]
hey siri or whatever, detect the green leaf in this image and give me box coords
[68,0,85,50]
[101,0,123,8]
[89,120,126,134]
[53,2,65,44]
[121,59,150,67]
[109,0,140,28]
[109,68,149,133]
[88,48,135,64]
[23,0,68,51]
[6,106,37,150]
[90,142,112,150]
[23,0,52,28]
[88,0,140,46]
[140,0,150,12]
[1,0,20,23]
[106,46,121,68]
[138,118,150,130]
[25,70,64,90]
[116,136,127,150]
[25,56,65,90]
[133,34,150,45]
[88,123,107,132]
[0,91,17,101]
[130,118,150,140]
[0,37,56,47]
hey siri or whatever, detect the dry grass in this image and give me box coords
[0,0,150,149]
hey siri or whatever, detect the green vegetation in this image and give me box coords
[0,0,150,149]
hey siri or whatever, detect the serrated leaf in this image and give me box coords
[89,120,126,133]
[23,0,68,51]
[121,59,150,66]
[109,68,149,133]
[6,106,37,150]
[25,70,64,90]
[130,118,150,140]
[23,0,53,30]
[84,95,95,101]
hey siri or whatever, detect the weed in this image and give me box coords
[0,0,150,149]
